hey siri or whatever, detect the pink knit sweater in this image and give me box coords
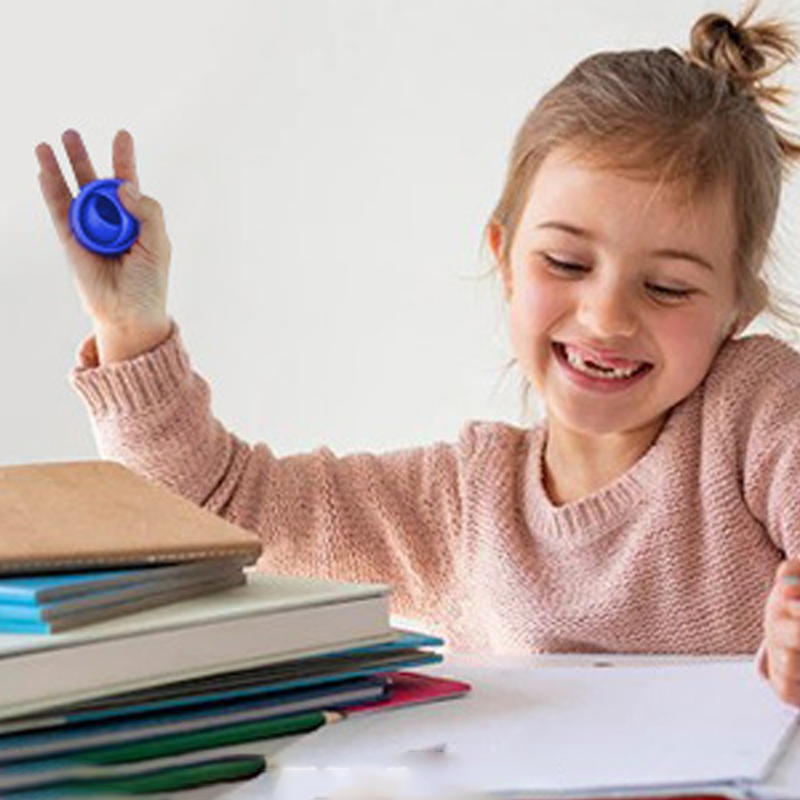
[71,327,800,655]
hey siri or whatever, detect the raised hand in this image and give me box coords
[36,129,172,363]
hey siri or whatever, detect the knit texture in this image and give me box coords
[71,328,800,655]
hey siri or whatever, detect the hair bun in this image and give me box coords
[689,11,768,91]
[686,5,800,167]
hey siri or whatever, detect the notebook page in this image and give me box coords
[267,659,799,797]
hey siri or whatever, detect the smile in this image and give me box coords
[553,342,652,389]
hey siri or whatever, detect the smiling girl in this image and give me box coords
[493,154,743,504]
[37,4,800,706]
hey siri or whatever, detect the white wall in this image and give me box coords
[3,0,799,464]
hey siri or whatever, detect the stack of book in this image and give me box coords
[0,461,468,796]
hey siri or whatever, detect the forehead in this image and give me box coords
[517,147,736,252]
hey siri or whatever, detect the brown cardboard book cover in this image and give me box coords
[0,460,262,573]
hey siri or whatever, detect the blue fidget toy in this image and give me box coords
[69,178,140,256]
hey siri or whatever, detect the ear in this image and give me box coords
[488,222,513,299]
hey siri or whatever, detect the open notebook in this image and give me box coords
[262,659,800,799]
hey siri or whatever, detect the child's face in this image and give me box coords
[493,147,741,442]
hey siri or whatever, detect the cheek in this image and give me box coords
[654,306,729,369]
[509,278,564,335]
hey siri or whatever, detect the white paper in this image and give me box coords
[261,660,798,798]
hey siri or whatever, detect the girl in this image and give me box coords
[36,4,800,707]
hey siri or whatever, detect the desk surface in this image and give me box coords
[149,653,800,800]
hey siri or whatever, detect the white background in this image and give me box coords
[4,0,800,465]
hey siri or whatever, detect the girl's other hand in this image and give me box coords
[764,558,800,707]
[36,129,172,364]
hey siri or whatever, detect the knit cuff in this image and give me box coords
[69,322,192,416]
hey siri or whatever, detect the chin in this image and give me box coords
[549,404,666,440]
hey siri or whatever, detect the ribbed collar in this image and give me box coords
[521,402,689,544]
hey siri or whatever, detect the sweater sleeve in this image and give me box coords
[732,338,800,558]
[70,327,467,626]
[700,336,800,680]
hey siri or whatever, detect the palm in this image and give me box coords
[36,129,169,331]
[64,234,163,328]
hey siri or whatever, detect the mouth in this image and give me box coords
[553,342,653,389]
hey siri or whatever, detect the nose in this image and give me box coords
[576,280,638,339]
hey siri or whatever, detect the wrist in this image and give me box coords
[94,318,173,364]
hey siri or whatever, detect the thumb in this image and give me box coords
[116,182,170,256]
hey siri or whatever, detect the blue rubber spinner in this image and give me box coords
[69,178,140,256]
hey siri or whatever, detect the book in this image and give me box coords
[0,711,332,794]
[0,647,461,797]
[0,560,247,605]
[341,671,471,715]
[0,631,444,734]
[0,568,246,633]
[0,753,268,798]
[0,674,472,793]
[0,677,387,770]
[0,460,262,573]
[0,572,393,719]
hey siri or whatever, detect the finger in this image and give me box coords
[112,129,139,188]
[35,142,73,242]
[768,644,800,706]
[777,559,800,601]
[784,599,800,620]
[62,129,98,188]
[770,664,800,707]
[769,614,800,651]
[770,640,800,673]
[116,183,170,255]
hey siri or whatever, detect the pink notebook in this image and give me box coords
[341,671,471,715]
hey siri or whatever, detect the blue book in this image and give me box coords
[0,562,247,634]
[0,561,245,605]
[0,676,386,766]
[0,574,245,634]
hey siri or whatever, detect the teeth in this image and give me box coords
[564,347,642,380]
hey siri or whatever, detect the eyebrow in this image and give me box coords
[535,221,716,273]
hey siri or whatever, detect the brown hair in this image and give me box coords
[486,2,800,327]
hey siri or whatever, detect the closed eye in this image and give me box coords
[543,254,589,275]
[646,283,695,302]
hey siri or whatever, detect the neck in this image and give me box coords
[543,419,664,505]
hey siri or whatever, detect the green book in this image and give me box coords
[0,711,336,794]
[3,754,267,797]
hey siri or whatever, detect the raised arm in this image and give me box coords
[40,130,465,631]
